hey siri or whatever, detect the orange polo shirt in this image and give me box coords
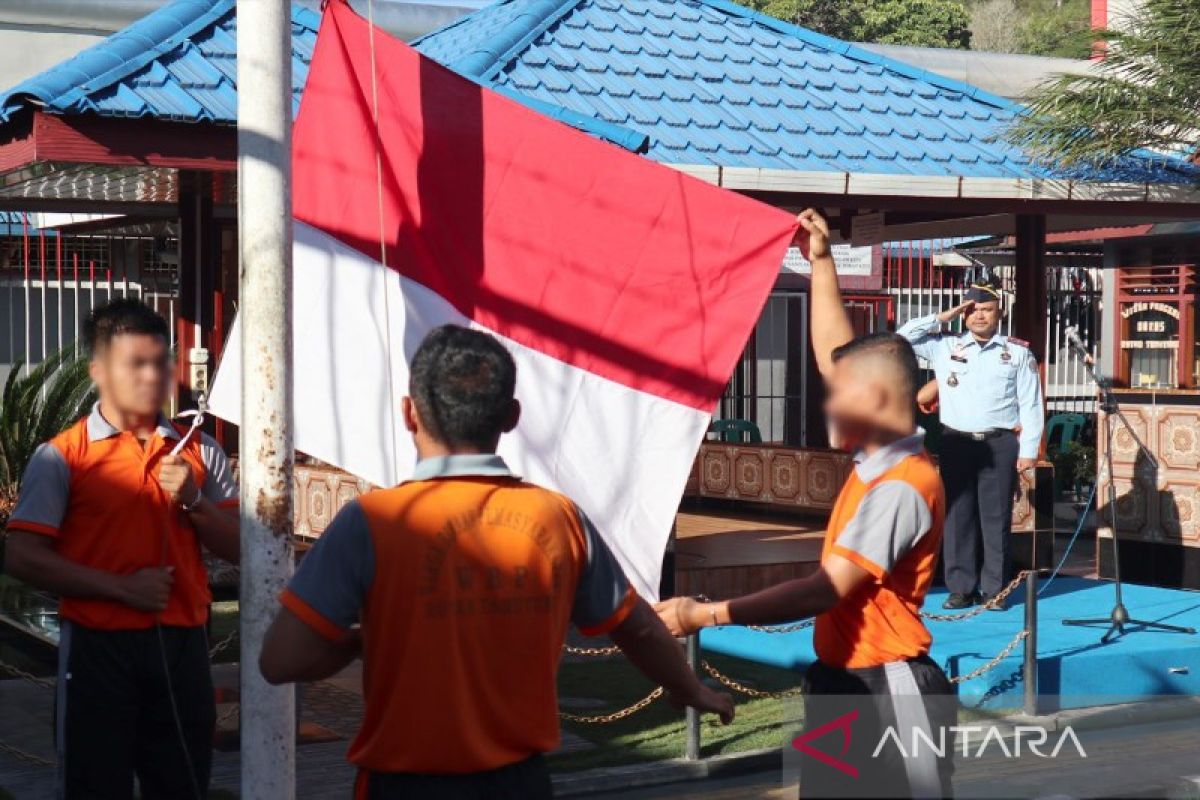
[281,454,637,776]
[813,431,945,669]
[6,404,239,630]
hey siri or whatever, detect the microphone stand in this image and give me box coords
[1061,339,1196,643]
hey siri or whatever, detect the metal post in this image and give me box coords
[685,634,701,760]
[237,0,295,797]
[1023,571,1038,717]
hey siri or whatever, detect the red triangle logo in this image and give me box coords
[791,709,859,778]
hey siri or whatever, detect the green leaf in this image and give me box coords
[0,344,97,494]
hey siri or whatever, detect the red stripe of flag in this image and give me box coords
[293,1,798,411]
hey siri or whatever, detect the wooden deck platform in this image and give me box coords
[673,507,824,599]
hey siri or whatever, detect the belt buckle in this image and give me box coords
[970,431,987,442]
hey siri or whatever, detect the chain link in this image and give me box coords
[562,643,621,657]
[948,628,1029,685]
[747,620,814,634]
[217,704,240,727]
[0,740,54,768]
[0,660,54,690]
[700,660,804,699]
[919,571,1031,622]
[559,686,664,723]
[208,629,239,659]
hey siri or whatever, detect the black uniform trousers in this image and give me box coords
[798,656,956,799]
[939,429,1019,597]
[56,622,215,800]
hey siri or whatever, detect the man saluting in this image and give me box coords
[897,283,1044,610]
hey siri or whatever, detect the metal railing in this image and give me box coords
[0,214,180,387]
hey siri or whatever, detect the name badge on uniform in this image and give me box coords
[951,344,968,364]
[1000,346,1012,363]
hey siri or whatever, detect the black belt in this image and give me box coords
[942,426,1014,441]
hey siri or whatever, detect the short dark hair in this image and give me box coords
[831,333,921,405]
[409,325,517,449]
[83,298,170,355]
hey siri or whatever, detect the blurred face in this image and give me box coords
[965,300,1001,340]
[823,357,886,451]
[89,333,172,417]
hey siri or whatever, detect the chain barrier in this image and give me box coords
[700,660,803,699]
[948,628,1029,685]
[562,643,620,657]
[747,620,814,634]
[208,629,239,659]
[559,686,663,724]
[919,571,1030,622]
[217,704,240,727]
[0,740,54,768]
[0,660,54,690]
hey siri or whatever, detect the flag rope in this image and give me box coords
[366,0,401,483]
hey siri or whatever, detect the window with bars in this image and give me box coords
[717,291,808,446]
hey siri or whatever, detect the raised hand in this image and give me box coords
[157,454,200,508]
[938,300,975,324]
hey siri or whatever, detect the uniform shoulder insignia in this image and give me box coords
[1006,337,1031,349]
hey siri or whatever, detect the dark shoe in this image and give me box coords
[980,593,1007,611]
[942,592,976,610]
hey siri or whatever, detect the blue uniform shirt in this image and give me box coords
[897,313,1045,459]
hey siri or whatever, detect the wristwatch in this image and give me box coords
[179,487,203,513]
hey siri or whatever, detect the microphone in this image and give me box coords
[1064,326,1093,365]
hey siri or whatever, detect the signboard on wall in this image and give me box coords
[1120,301,1179,351]
[782,245,874,276]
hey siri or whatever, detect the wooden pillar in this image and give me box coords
[1013,214,1048,363]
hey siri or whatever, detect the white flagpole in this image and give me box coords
[236,0,296,796]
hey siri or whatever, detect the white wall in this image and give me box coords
[0,26,104,89]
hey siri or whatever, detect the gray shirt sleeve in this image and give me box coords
[8,444,70,535]
[571,506,635,635]
[285,500,375,633]
[198,433,238,506]
[831,480,933,578]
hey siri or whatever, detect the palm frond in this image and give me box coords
[0,345,96,490]
[1005,0,1200,171]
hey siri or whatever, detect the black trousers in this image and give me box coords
[56,622,215,800]
[799,657,956,799]
[361,754,553,800]
[939,430,1019,597]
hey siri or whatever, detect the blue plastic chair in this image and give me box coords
[708,418,763,444]
[1045,413,1086,453]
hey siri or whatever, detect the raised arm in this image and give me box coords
[801,209,855,380]
[897,301,974,362]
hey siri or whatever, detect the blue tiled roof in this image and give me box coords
[0,0,318,124]
[414,0,1194,182]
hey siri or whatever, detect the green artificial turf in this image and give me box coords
[551,652,804,772]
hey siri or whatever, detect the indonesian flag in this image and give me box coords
[210,1,797,598]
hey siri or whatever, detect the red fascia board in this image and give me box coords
[0,111,236,174]
[1045,225,1154,244]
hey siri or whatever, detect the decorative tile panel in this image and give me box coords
[1098,397,1200,550]
[294,464,373,539]
[689,442,1043,530]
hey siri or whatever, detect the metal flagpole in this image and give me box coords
[236,0,296,797]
